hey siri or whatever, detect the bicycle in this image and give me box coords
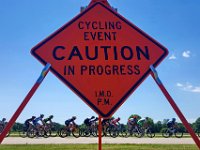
[26,124,47,138]
[126,124,144,138]
[19,123,45,138]
[43,122,58,137]
[60,123,81,138]
[162,125,183,138]
[101,121,110,137]
[81,120,98,137]
[19,125,29,138]
[105,123,127,138]
[106,124,119,138]
[117,123,127,137]
[145,126,155,138]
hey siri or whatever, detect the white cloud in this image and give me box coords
[182,51,191,58]
[191,87,200,93]
[176,82,200,93]
[176,83,183,87]
[169,54,176,60]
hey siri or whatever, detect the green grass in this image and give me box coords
[0,144,198,150]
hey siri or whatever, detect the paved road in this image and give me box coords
[2,137,197,145]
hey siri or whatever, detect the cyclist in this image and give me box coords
[102,118,111,126]
[127,115,138,130]
[102,118,112,133]
[167,118,176,129]
[137,117,149,128]
[33,114,45,129]
[44,115,54,125]
[24,116,36,131]
[84,116,98,126]
[65,116,77,130]
[110,117,120,127]
[84,116,95,127]
[0,118,6,128]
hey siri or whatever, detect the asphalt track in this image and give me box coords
[2,137,197,145]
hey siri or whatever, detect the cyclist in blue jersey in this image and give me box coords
[167,118,176,129]
[33,114,45,128]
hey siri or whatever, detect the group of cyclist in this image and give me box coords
[1,115,177,132]
[127,115,177,130]
[2,115,200,138]
[127,115,150,130]
[24,114,54,132]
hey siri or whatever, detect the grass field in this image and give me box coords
[0,144,198,150]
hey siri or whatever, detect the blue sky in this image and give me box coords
[0,0,200,125]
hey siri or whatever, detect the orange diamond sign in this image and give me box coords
[31,2,168,117]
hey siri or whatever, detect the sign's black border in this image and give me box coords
[31,2,168,118]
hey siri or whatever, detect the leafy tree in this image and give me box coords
[154,121,162,133]
[191,122,196,131]
[177,123,186,133]
[195,117,200,131]
[52,122,64,131]
[146,117,154,127]
[162,119,168,128]
[11,122,23,132]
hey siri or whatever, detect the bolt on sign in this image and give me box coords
[31,2,168,117]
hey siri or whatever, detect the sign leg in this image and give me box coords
[0,63,51,144]
[98,116,102,150]
[150,65,200,149]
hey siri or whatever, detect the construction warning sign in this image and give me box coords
[31,2,168,117]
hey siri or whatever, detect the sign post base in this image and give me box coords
[150,65,200,149]
[98,116,102,150]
